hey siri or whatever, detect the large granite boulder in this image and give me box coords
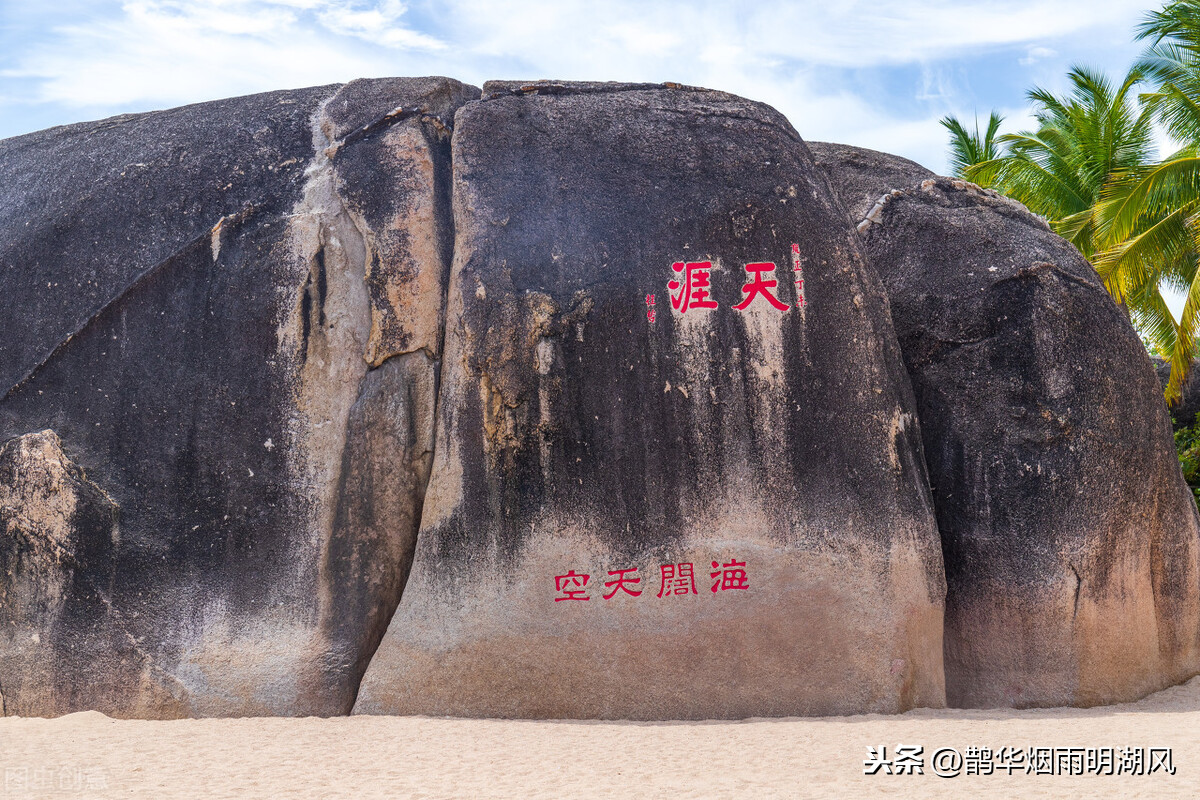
[352,82,947,719]
[812,144,1200,708]
[0,76,477,717]
[13,81,1193,722]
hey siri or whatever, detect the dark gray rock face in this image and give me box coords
[0,76,477,717]
[353,82,947,719]
[812,150,1200,709]
[1153,358,1200,428]
[807,142,933,224]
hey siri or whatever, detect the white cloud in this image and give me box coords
[1019,46,1058,66]
[604,23,682,56]
[0,0,1156,173]
[2,0,435,106]
[915,65,955,104]
[434,0,1149,72]
[316,0,445,49]
[741,1,1141,66]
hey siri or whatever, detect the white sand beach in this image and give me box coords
[2,676,1198,799]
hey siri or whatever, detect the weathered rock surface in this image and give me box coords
[812,147,1200,709]
[1153,358,1200,428]
[0,76,477,717]
[0,431,119,718]
[807,142,933,224]
[8,79,1197,721]
[353,81,947,719]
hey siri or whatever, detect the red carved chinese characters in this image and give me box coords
[711,559,749,593]
[733,263,789,311]
[555,559,748,602]
[657,563,698,597]
[791,243,806,308]
[660,254,801,315]
[667,261,719,313]
[603,567,643,598]
[645,293,656,323]
[554,570,590,601]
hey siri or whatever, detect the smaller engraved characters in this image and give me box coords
[554,560,747,603]
[710,559,749,593]
[554,570,591,602]
[791,242,806,308]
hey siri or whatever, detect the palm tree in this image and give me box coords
[1136,0,1200,144]
[1092,2,1200,402]
[967,66,1153,260]
[940,112,1005,183]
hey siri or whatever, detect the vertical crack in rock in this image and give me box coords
[335,111,459,708]
[323,351,438,711]
[1070,564,1082,622]
[299,79,474,713]
[278,91,376,713]
[424,111,458,373]
[297,245,331,368]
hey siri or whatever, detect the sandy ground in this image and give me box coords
[2,677,1199,799]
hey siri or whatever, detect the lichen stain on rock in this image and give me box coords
[278,96,373,571]
[468,289,596,464]
[350,123,446,366]
[0,430,116,619]
[0,429,122,717]
[887,408,913,473]
[355,520,944,719]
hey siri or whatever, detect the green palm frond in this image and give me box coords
[1094,148,1200,245]
[1136,41,1200,143]
[1137,1,1200,50]
[1137,1,1200,143]
[942,5,1200,404]
[1130,283,1180,364]
[1094,206,1190,302]
[1164,250,1200,404]
[940,111,1006,182]
[970,65,1152,259]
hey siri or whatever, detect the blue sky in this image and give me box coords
[0,1,1170,174]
